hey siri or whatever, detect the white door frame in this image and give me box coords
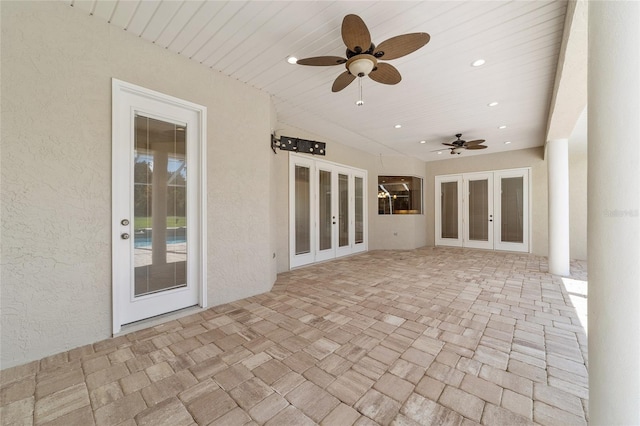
[112,79,207,334]
[289,153,368,268]
[435,168,531,252]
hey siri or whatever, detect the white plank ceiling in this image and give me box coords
[69,0,567,161]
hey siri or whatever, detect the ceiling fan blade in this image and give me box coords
[342,14,371,53]
[332,71,356,92]
[374,33,430,60]
[465,144,488,150]
[464,139,486,146]
[442,143,456,147]
[369,63,401,85]
[297,56,347,66]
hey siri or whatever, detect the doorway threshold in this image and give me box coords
[115,305,206,337]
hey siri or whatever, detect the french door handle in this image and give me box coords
[121,233,130,240]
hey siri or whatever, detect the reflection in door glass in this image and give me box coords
[501,177,524,243]
[355,177,364,244]
[319,170,332,251]
[468,180,489,241]
[339,174,349,247]
[441,181,458,239]
[295,166,311,255]
[134,115,187,297]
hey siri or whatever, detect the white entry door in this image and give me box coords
[435,175,463,247]
[463,172,494,250]
[494,169,529,252]
[435,168,529,252]
[290,154,367,268]
[112,80,207,333]
[316,164,335,262]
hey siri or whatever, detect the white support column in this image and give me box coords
[547,138,570,276]
[588,2,640,424]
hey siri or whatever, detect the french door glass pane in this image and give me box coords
[319,170,332,251]
[295,166,311,255]
[441,181,458,239]
[339,174,349,247]
[501,177,524,243]
[355,176,364,244]
[468,180,488,241]
[134,115,187,297]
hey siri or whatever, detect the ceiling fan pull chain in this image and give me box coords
[356,77,364,106]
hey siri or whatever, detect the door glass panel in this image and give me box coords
[355,176,364,244]
[319,170,332,251]
[501,177,524,243]
[339,174,349,247]
[295,165,311,255]
[134,115,187,297]
[441,181,458,239]
[468,180,489,241]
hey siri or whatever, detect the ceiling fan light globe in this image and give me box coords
[346,55,377,77]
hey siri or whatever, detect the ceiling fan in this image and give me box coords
[442,134,488,155]
[296,14,430,93]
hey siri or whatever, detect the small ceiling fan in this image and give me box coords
[441,134,488,155]
[296,14,430,92]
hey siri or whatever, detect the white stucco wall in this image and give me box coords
[569,109,587,261]
[0,1,276,369]
[424,147,549,257]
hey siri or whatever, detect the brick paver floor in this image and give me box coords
[0,247,589,425]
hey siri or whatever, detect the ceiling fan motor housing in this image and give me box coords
[346,44,376,58]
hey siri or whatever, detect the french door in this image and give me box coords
[112,80,206,333]
[435,168,529,252]
[493,169,529,252]
[290,154,367,268]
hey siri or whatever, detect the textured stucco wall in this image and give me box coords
[569,109,587,260]
[424,147,549,256]
[1,1,275,369]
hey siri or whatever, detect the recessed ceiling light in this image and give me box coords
[488,101,499,107]
[394,124,402,129]
[287,56,298,64]
[471,59,486,67]
[437,151,442,154]
[420,140,426,144]
[498,125,507,129]
[504,141,511,145]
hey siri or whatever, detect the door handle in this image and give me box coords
[121,233,130,240]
